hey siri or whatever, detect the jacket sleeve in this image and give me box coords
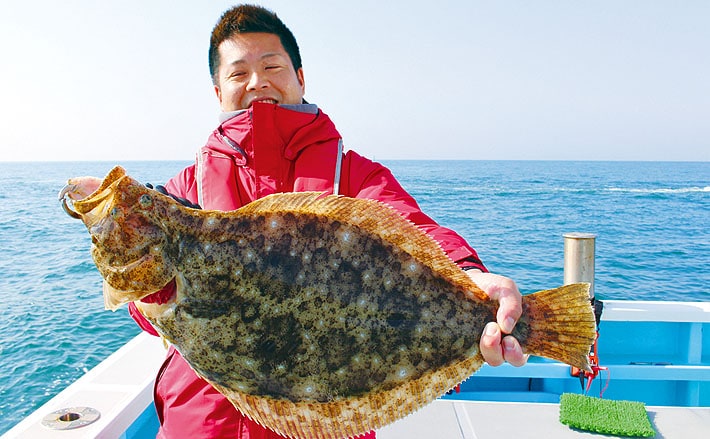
[341,151,487,272]
[163,164,199,204]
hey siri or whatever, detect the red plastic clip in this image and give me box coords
[571,331,610,397]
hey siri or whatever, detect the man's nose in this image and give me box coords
[247,71,269,90]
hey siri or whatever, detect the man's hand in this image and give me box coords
[465,271,528,367]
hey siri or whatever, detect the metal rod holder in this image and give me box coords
[563,233,596,299]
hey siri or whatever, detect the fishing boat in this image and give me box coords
[3,235,709,438]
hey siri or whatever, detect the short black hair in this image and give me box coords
[209,4,302,85]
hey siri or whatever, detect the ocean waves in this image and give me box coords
[386,160,709,302]
[606,186,710,194]
[0,159,707,434]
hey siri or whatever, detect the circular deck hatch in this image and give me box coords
[41,406,101,430]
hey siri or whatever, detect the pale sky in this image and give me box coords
[1,1,708,162]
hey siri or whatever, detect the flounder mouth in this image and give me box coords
[96,246,171,309]
[100,252,155,276]
[59,166,129,226]
[60,166,175,307]
[60,194,83,219]
[100,253,160,310]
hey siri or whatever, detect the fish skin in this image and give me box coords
[62,166,596,439]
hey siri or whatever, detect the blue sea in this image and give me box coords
[0,160,708,434]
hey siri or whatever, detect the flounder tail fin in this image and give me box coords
[515,283,597,372]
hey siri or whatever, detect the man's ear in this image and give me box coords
[297,68,305,95]
[214,85,222,104]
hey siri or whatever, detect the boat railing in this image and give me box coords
[1,332,165,439]
[445,299,710,406]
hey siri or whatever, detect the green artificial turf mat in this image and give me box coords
[559,393,655,437]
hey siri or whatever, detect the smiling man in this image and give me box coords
[212,32,305,110]
[128,4,526,438]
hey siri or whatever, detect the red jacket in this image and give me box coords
[130,103,486,438]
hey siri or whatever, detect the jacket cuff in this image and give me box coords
[127,279,177,337]
[456,256,487,272]
[128,302,160,337]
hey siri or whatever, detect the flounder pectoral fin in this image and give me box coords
[103,281,130,311]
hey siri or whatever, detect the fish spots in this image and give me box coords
[240,303,259,323]
[144,195,498,405]
[371,355,382,367]
[300,220,317,238]
[139,194,153,208]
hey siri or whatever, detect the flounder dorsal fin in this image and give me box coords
[236,192,488,302]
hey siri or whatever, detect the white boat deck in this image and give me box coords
[1,333,166,439]
[377,399,710,439]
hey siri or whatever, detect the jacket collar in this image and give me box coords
[209,103,338,163]
[218,103,318,124]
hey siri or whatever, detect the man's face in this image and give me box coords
[214,32,305,112]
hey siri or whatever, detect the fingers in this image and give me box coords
[502,336,528,367]
[145,183,202,209]
[466,271,523,333]
[480,323,528,367]
[495,285,523,334]
[480,322,505,366]
[467,271,527,367]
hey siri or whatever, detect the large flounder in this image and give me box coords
[60,166,596,439]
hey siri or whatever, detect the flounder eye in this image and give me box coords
[110,206,123,220]
[139,194,153,208]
